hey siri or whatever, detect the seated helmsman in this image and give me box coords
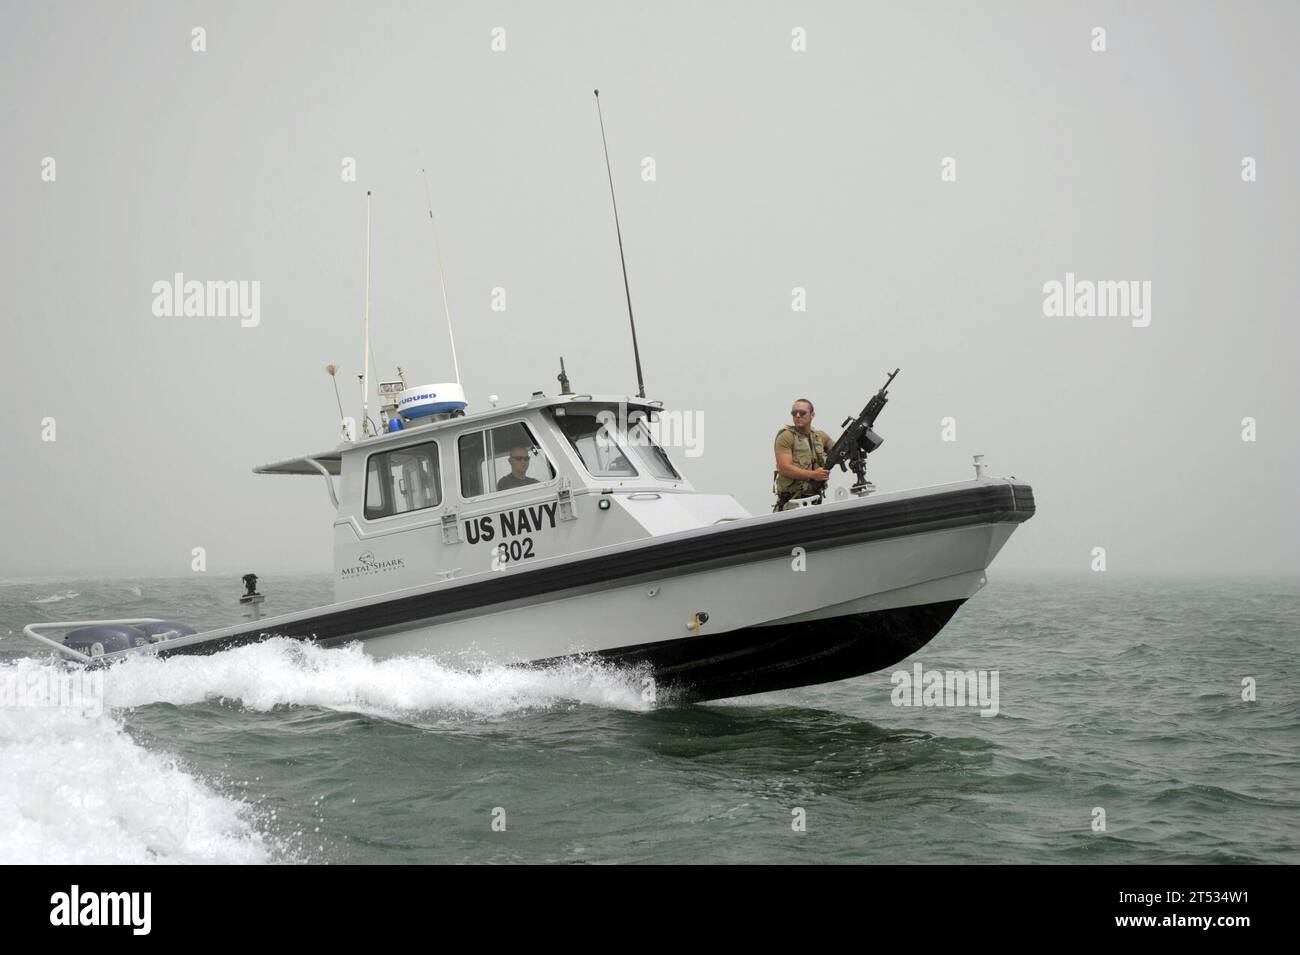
[496,446,540,491]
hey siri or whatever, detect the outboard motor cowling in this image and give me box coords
[64,625,147,656]
[63,620,196,656]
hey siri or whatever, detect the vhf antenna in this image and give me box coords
[594,89,646,399]
[362,190,374,436]
[421,169,463,385]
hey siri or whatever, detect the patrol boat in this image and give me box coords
[23,371,1035,700]
[22,107,1036,700]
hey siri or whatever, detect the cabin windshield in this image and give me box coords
[552,409,682,482]
[627,420,682,481]
[552,411,639,478]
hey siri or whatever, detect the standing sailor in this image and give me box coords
[774,398,833,510]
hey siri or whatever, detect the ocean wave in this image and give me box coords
[29,591,80,605]
[0,658,276,864]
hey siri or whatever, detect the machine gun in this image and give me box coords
[823,367,899,494]
[773,368,900,512]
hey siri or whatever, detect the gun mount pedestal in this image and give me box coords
[849,479,876,497]
[841,425,883,497]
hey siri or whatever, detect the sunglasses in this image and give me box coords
[509,455,530,462]
[790,409,811,417]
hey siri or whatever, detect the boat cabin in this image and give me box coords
[254,393,750,601]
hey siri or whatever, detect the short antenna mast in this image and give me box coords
[593,89,646,399]
[326,363,349,441]
[422,169,462,385]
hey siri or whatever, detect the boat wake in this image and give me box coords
[98,638,656,718]
[0,641,650,864]
[0,657,276,865]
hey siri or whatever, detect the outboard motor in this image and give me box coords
[63,620,196,656]
[64,625,147,657]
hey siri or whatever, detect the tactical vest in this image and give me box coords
[774,425,829,498]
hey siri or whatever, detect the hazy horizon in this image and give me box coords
[2,1,1297,579]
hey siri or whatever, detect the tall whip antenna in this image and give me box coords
[422,169,462,385]
[362,190,374,435]
[594,89,646,399]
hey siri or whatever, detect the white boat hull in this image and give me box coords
[31,480,1035,702]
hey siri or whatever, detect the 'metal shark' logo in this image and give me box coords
[340,550,406,578]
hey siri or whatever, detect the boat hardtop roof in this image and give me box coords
[253,391,665,476]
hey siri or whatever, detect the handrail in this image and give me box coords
[303,457,341,509]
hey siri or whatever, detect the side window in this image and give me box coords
[458,422,555,498]
[458,430,487,499]
[364,442,442,520]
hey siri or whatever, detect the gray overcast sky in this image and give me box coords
[1,1,1296,578]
